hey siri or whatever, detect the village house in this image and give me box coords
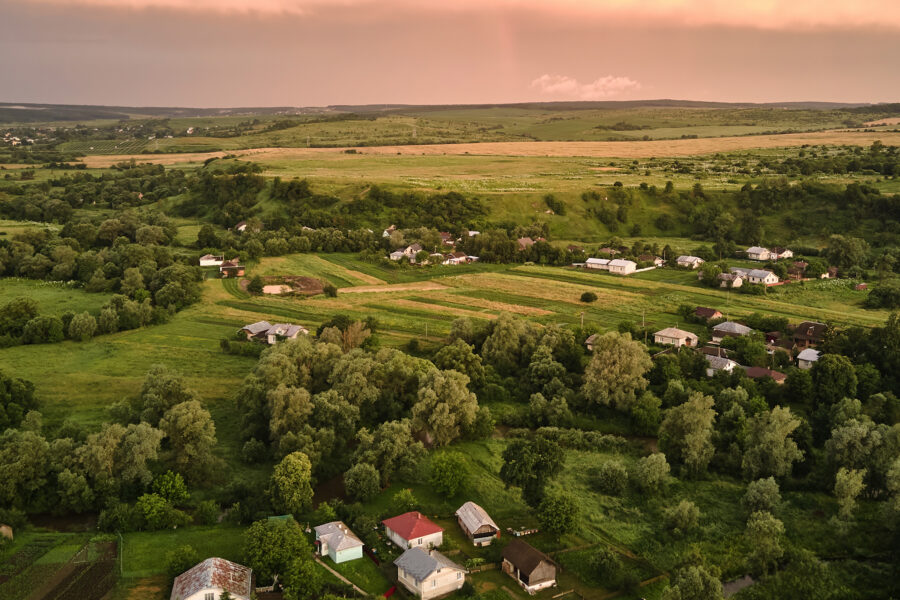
[653,327,699,348]
[466,230,480,237]
[234,221,248,233]
[701,345,732,359]
[730,267,779,285]
[383,512,444,550]
[793,321,827,348]
[718,272,744,288]
[567,244,584,253]
[745,246,772,261]
[382,225,397,238]
[501,539,557,594]
[694,307,723,321]
[390,250,406,261]
[443,251,469,265]
[585,257,611,270]
[170,557,252,600]
[439,232,454,246]
[219,259,244,278]
[597,247,620,256]
[676,255,705,269]
[638,254,665,266]
[743,366,787,384]
[855,283,868,291]
[198,254,224,267]
[705,355,739,377]
[455,501,500,546]
[314,521,364,564]
[517,237,535,251]
[240,321,308,345]
[788,261,808,280]
[771,247,794,260]
[394,547,466,600]
[822,266,839,279]
[390,244,424,263]
[584,333,599,352]
[608,259,637,275]
[712,321,753,343]
[797,348,822,370]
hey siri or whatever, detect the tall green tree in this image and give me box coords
[742,406,804,479]
[659,392,717,477]
[412,369,478,446]
[745,511,785,576]
[500,436,565,507]
[269,452,314,516]
[582,332,652,412]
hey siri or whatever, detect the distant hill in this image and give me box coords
[0,99,888,124]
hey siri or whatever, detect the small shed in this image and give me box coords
[501,539,557,594]
[455,502,499,546]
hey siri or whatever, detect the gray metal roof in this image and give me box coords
[713,321,753,335]
[394,548,464,582]
[705,355,736,371]
[455,502,498,534]
[314,521,364,552]
[242,321,272,335]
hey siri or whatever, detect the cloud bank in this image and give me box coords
[531,74,641,100]
[20,0,900,29]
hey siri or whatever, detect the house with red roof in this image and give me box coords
[383,511,444,549]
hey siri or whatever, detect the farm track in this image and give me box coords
[77,130,900,166]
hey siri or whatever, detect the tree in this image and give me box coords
[500,436,565,507]
[67,312,97,342]
[0,297,39,338]
[0,429,49,508]
[824,235,868,270]
[784,368,814,407]
[159,400,217,479]
[243,518,311,585]
[22,316,64,344]
[152,470,189,505]
[138,364,201,426]
[536,492,578,536]
[412,369,478,446]
[630,391,662,435]
[247,276,264,294]
[661,565,723,600]
[165,545,199,579]
[432,339,485,388]
[742,477,781,514]
[834,467,866,521]
[481,313,539,375]
[354,419,424,486]
[120,267,145,297]
[745,511,784,576]
[811,355,858,407]
[197,223,219,248]
[659,392,717,477]
[595,461,628,496]
[581,292,598,303]
[282,554,324,600]
[391,488,418,513]
[741,406,804,480]
[665,500,700,535]
[98,307,119,334]
[344,462,381,501]
[270,452,314,515]
[582,332,652,412]
[0,370,38,430]
[430,451,467,497]
[590,547,623,588]
[632,453,670,493]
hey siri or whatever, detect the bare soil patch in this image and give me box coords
[863,117,900,126]
[338,282,448,294]
[262,275,324,295]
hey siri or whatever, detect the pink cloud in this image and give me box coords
[18,0,900,29]
[531,74,641,100]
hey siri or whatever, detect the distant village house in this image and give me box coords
[654,327,699,348]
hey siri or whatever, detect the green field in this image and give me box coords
[0,278,113,316]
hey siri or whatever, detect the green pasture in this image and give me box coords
[121,525,246,577]
[0,278,113,316]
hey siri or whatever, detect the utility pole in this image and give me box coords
[580,311,584,329]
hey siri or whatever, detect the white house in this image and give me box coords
[383,512,444,550]
[771,247,793,260]
[608,259,637,275]
[315,521,364,564]
[653,327,699,348]
[705,355,739,377]
[198,254,224,267]
[676,255,705,269]
[383,225,397,238]
[390,250,405,261]
[585,257,611,270]
[395,548,466,600]
[731,267,779,285]
[746,246,772,261]
[170,558,252,600]
[797,348,822,370]
[265,323,307,345]
[718,272,744,288]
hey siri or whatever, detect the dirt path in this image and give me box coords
[338,282,448,293]
[78,130,900,167]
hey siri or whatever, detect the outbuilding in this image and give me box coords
[501,539,557,594]
[455,502,499,546]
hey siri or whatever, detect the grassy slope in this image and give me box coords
[0,279,113,316]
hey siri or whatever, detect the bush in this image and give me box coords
[241,438,269,463]
[581,291,598,303]
[323,283,338,297]
[136,493,192,530]
[247,276,264,294]
[430,451,467,496]
[590,547,624,587]
[22,315,64,344]
[195,500,220,525]
[166,545,199,579]
[67,312,97,341]
[665,500,700,535]
[594,461,628,496]
[152,471,189,505]
[631,453,670,493]
[536,492,578,536]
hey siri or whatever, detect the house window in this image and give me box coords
[205,594,214,600]
[457,572,462,580]
[417,538,423,545]
[432,580,437,588]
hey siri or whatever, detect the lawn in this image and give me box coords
[121,525,247,578]
[0,278,113,316]
[325,554,393,595]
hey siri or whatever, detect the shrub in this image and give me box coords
[581,291,598,303]
[195,500,220,525]
[241,438,269,463]
[595,461,628,496]
[665,500,700,535]
[590,547,624,587]
[742,477,781,515]
[247,276,264,294]
[68,312,97,341]
[323,283,338,297]
[631,453,670,493]
[166,545,199,579]
[536,492,578,536]
[430,451,467,496]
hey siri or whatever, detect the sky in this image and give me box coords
[1,0,899,107]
